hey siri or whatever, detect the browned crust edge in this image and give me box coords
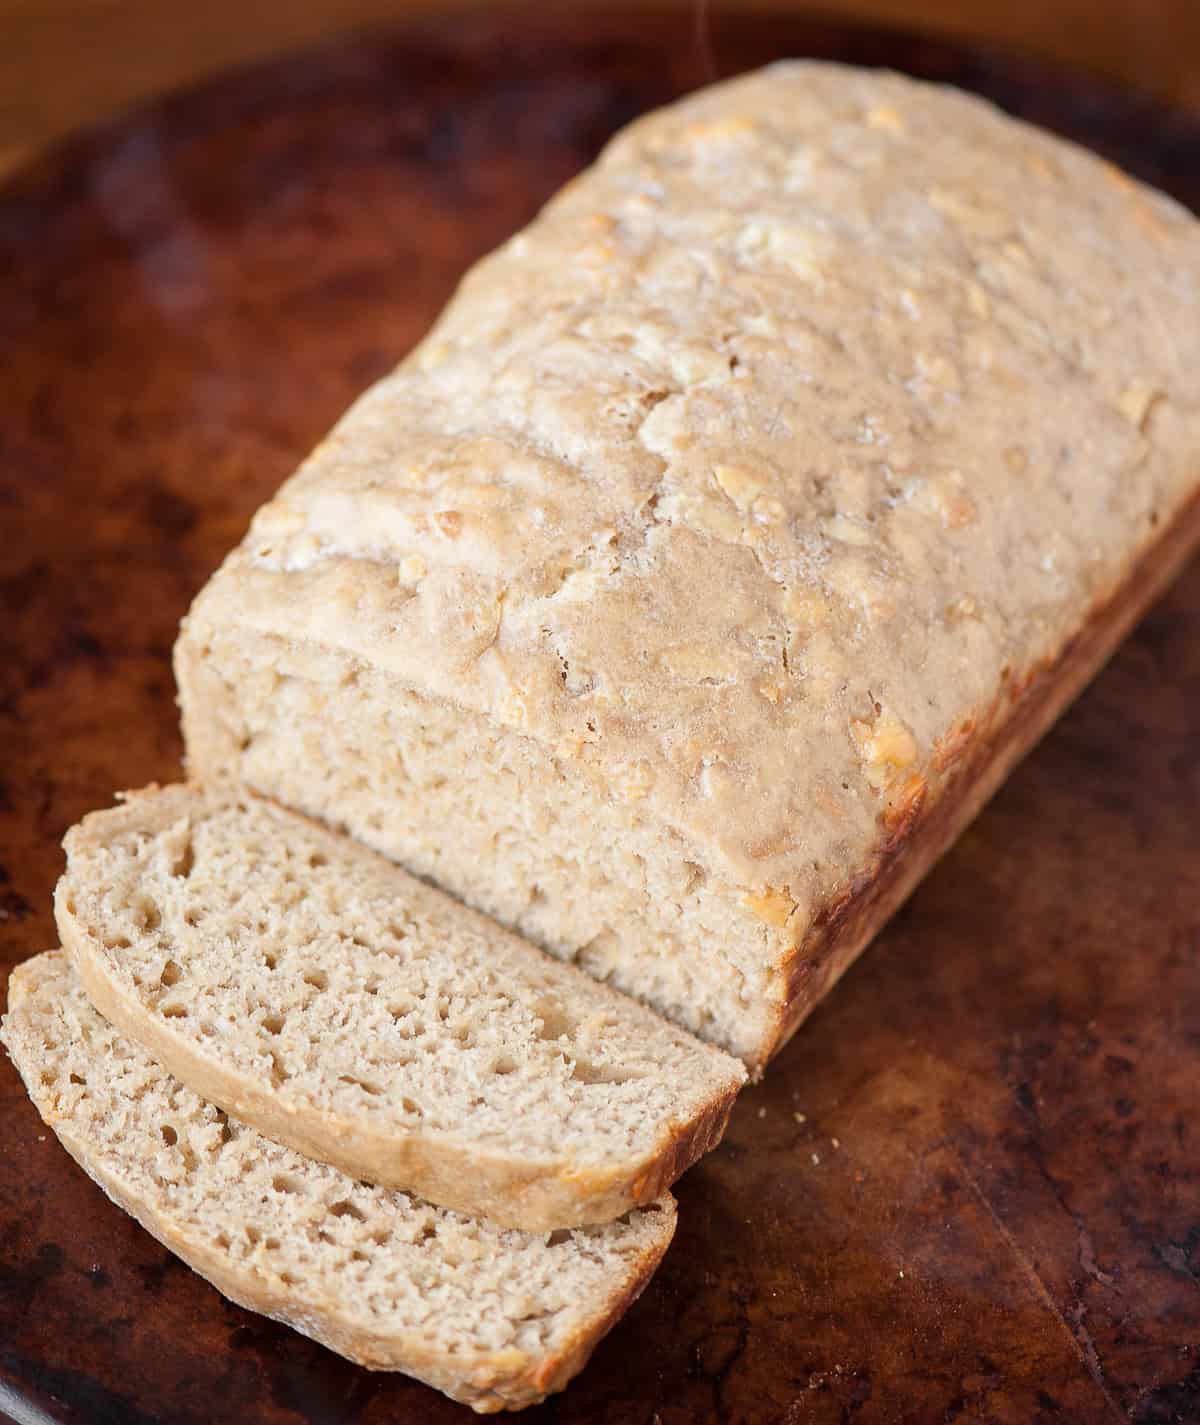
[521,1197,675,1406]
[2,953,678,1414]
[55,783,742,1230]
[763,481,1200,1070]
[174,478,1200,1078]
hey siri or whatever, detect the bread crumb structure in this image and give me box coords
[55,782,744,1230]
[177,63,1200,1066]
[1,952,676,1413]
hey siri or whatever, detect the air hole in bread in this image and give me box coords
[134,899,161,932]
[170,837,195,879]
[492,1055,517,1076]
[329,1199,365,1221]
[245,1225,261,1245]
[160,959,182,988]
[263,952,278,970]
[308,852,328,869]
[533,998,576,1043]
[268,1051,291,1087]
[161,1124,178,1146]
[339,1074,383,1098]
[262,1013,285,1036]
[272,1173,304,1195]
[303,970,328,991]
[69,1072,86,1086]
[401,1097,424,1118]
[569,1058,644,1086]
[161,1003,188,1019]
[547,1229,572,1246]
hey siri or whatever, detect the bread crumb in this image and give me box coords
[831,1137,840,1149]
[793,1112,806,1124]
[757,1106,767,1119]
[811,1152,821,1166]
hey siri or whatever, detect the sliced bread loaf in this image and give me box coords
[55,782,744,1230]
[1,951,676,1412]
[176,63,1200,1069]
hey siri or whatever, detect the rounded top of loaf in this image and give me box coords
[182,61,1200,936]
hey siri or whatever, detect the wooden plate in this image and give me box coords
[2,11,1199,1423]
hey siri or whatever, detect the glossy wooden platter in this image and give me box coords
[2,10,1199,1423]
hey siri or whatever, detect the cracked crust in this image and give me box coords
[178,62,1200,1064]
[770,478,1200,1059]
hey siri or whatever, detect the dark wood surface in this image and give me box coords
[6,0,1200,180]
[2,11,1199,1424]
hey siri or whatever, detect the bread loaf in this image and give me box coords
[55,782,743,1230]
[1,952,676,1413]
[176,62,1200,1066]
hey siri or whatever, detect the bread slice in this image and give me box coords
[1,951,676,1412]
[55,782,744,1231]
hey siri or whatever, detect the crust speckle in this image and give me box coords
[178,63,1200,1064]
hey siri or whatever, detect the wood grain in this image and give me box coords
[2,11,1199,1425]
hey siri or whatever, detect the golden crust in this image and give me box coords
[765,479,1200,1066]
[177,61,1200,1063]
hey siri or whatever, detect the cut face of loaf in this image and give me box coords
[1,952,676,1413]
[176,61,1200,1067]
[55,782,744,1230]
